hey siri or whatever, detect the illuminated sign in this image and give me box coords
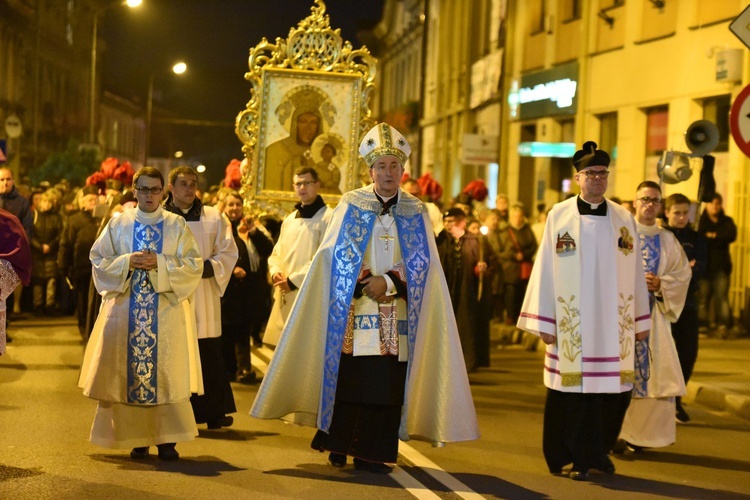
[518,61,579,120]
[517,142,577,158]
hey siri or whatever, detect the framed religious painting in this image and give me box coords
[235,0,377,216]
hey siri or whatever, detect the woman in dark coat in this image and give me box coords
[499,205,538,339]
[30,191,63,315]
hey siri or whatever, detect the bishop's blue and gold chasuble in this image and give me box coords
[320,203,429,432]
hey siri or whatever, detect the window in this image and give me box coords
[645,106,668,156]
[702,95,730,153]
[560,0,582,22]
[598,112,618,160]
[530,0,547,34]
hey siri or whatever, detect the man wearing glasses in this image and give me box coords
[518,141,651,480]
[164,166,239,431]
[617,181,690,453]
[265,167,332,347]
[80,167,203,461]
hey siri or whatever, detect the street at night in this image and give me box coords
[2,317,749,499]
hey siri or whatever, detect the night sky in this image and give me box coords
[101,0,384,184]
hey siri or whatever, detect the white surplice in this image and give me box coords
[185,206,237,339]
[264,204,332,346]
[517,197,651,393]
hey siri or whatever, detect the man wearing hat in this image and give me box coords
[438,206,493,372]
[517,141,651,480]
[251,123,478,473]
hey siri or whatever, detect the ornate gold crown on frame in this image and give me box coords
[359,123,411,167]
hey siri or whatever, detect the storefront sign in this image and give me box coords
[462,134,499,164]
[518,62,579,120]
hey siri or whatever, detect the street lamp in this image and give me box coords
[145,61,187,165]
[89,0,143,145]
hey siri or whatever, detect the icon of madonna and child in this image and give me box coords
[263,85,347,194]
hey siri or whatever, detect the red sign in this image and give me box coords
[730,83,750,157]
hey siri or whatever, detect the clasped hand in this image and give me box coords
[361,275,391,304]
[130,250,158,271]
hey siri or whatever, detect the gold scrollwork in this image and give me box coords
[235,0,377,217]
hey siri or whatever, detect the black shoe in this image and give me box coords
[611,439,628,454]
[676,404,691,423]
[328,452,346,468]
[569,470,589,481]
[353,458,393,474]
[130,447,149,459]
[237,369,257,385]
[207,415,234,429]
[599,456,616,474]
[157,443,179,460]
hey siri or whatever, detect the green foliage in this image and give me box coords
[30,141,99,187]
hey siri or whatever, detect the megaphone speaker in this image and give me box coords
[685,120,719,156]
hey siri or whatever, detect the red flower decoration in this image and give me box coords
[224,159,242,188]
[113,162,135,185]
[417,172,443,202]
[99,157,119,179]
[462,179,488,202]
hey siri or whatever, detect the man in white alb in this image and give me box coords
[265,166,332,347]
[517,141,651,480]
[617,181,690,452]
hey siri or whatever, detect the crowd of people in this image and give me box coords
[0,129,741,480]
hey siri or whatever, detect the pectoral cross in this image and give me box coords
[379,232,394,252]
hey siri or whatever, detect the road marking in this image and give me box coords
[251,345,480,499]
[390,466,442,499]
[399,442,484,500]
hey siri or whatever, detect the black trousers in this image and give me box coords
[543,389,631,473]
[672,306,699,384]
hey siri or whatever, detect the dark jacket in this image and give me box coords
[0,186,33,239]
[58,210,100,280]
[222,219,274,326]
[498,224,538,284]
[664,224,707,308]
[31,210,63,279]
[698,210,737,276]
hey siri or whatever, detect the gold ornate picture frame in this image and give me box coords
[235,0,376,216]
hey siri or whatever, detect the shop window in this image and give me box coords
[702,95,729,153]
[645,106,668,156]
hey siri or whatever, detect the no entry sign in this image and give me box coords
[730,83,750,157]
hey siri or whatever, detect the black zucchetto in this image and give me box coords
[572,141,611,171]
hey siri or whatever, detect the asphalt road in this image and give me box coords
[1,317,749,499]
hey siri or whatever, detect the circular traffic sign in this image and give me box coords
[730,83,750,157]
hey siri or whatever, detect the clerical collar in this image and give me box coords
[163,194,202,221]
[136,206,162,221]
[295,195,326,219]
[636,220,661,236]
[577,196,607,216]
[374,189,398,215]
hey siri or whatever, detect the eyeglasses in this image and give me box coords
[579,169,610,179]
[135,187,163,195]
[293,180,316,188]
[637,196,662,205]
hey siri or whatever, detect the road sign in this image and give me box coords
[730,83,750,157]
[730,4,750,49]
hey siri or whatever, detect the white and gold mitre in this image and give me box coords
[358,122,411,167]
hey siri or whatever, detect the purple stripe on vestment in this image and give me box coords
[546,352,559,360]
[545,365,560,374]
[520,312,556,325]
[582,356,619,362]
[635,314,650,322]
[582,371,621,377]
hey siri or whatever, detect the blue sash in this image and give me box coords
[320,205,429,431]
[127,220,164,404]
